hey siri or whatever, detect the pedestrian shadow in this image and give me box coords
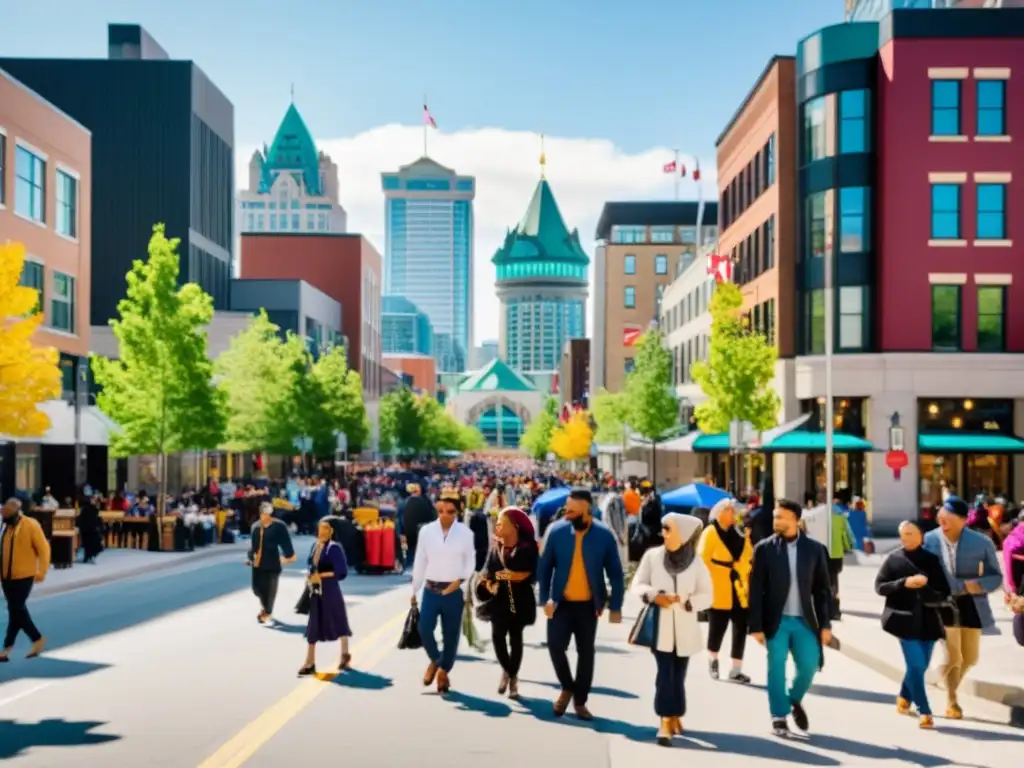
[442,690,513,718]
[333,669,393,691]
[837,609,881,621]
[0,718,121,759]
[512,697,837,764]
[939,724,1024,742]
[803,733,971,767]
[268,622,307,635]
[808,683,892,705]
[0,657,109,685]
[520,679,639,700]
[523,641,627,656]
[454,654,493,664]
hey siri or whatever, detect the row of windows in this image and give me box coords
[671,333,709,386]
[0,135,79,239]
[18,261,76,334]
[804,89,871,164]
[932,285,1005,353]
[246,212,332,232]
[732,215,776,286]
[805,187,871,259]
[744,298,777,345]
[931,78,1006,138]
[623,252,669,276]
[931,182,1007,241]
[804,286,869,354]
[609,224,718,246]
[242,199,333,211]
[661,279,716,334]
[721,134,775,230]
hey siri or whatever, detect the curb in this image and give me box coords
[836,633,1024,728]
[35,543,247,599]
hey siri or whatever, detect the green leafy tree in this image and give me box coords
[378,394,398,455]
[217,311,306,455]
[519,396,559,460]
[622,329,678,479]
[92,224,226,531]
[591,388,627,445]
[308,346,369,456]
[381,387,425,456]
[691,281,779,433]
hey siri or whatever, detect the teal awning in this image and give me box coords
[918,431,1024,454]
[693,433,730,452]
[762,430,875,453]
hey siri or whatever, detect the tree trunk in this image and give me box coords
[155,451,166,551]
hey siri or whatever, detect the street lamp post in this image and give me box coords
[824,240,835,545]
[75,357,88,487]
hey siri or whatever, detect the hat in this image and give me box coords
[406,483,420,494]
[942,496,969,518]
[438,488,463,508]
[500,506,536,541]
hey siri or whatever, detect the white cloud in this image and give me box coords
[237,124,715,346]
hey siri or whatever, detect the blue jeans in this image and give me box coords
[653,651,690,717]
[766,616,821,718]
[418,588,464,672]
[898,639,935,716]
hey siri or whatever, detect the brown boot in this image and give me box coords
[26,637,46,659]
[436,669,450,694]
[657,718,672,747]
[573,703,594,721]
[670,716,683,735]
[553,690,572,717]
[423,662,438,686]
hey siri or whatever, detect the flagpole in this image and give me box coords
[423,93,428,157]
[673,149,680,201]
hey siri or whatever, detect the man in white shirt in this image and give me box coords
[411,489,475,694]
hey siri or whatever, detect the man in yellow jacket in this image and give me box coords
[1,498,50,661]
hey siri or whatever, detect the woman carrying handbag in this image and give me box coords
[629,513,713,747]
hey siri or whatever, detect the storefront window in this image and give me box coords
[917,398,1012,433]
[807,453,866,504]
[15,445,39,493]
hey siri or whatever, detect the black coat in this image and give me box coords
[400,495,436,545]
[475,543,539,629]
[748,534,833,641]
[874,546,951,642]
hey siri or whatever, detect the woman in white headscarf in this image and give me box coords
[630,512,713,747]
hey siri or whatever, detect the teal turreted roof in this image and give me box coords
[492,179,589,267]
[259,103,322,196]
[458,358,536,393]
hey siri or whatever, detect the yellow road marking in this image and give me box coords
[196,610,407,768]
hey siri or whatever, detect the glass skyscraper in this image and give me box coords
[381,294,434,356]
[494,176,588,374]
[381,158,475,373]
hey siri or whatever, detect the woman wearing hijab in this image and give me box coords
[630,513,713,746]
[874,521,951,729]
[477,507,538,698]
[699,499,753,683]
[298,518,353,676]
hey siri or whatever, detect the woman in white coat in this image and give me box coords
[631,512,713,746]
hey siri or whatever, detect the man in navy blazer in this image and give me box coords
[538,487,625,719]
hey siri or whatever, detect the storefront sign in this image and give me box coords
[886,450,908,480]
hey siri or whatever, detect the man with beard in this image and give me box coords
[400,483,436,568]
[748,499,832,738]
[538,488,625,719]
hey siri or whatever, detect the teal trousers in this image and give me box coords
[765,615,820,718]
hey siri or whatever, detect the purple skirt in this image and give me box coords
[305,580,351,643]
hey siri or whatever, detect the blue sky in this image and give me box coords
[1,0,844,342]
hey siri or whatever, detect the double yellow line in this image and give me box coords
[197,610,407,768]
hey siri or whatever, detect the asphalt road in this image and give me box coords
[1,553,1022,767]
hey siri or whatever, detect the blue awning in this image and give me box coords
[918,431,1024,454]
[762,430,875,453]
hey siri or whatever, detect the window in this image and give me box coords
[931,285,961,351]
[931,80,961,137]
[976,80,1006,137]
[15,145,46,223]
[977,286,1006,352]
[623,254,636,275]
[0,133,6,205]
[839,187,869,252]
[55,170,77,238]
[767,134,776,185]
[839,90,869,154]
[655,254,668,274]
[976,183,1006,240]
[624,286,636,308]
[611,226,646,244]
[930,184,961,239]
[18,260,43,314]
[803,97,829,162]
[807,192,827,258]
[650,226,674,243]
[51,272,75,333]
[807,290,825,354]
[838,287,865,350]
[624,357,635,374]
[656,284,665,312]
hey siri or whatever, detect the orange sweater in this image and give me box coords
[562,531,592,602]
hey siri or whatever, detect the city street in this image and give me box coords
[1,551,1021,767]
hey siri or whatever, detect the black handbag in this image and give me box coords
[628,601,659,648]
[398,606,423,650]
[295,585,311,615]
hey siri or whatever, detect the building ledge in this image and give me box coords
[973,239,1013,248]
[928,135,968,143]
[927,239,967,247]
[975,135,1011,143]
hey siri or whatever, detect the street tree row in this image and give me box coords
[378,386,484,457]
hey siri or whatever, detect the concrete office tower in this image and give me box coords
[494,176,588,376]
[381,158,475,373]
[238,101,347,235]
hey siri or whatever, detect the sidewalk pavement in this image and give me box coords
[35,542,248,598]
[835,558,1023,725]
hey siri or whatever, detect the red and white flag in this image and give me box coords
[663,160,676,174]
[692,157,701,181]
[680,163,687,178]
[423,104,437,128]
[707,253,732,283]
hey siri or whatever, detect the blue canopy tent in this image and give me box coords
[662,482,732,510]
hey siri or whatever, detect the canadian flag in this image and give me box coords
[707,252,732,283]
[693,158,701,181]
[663,160,677,174]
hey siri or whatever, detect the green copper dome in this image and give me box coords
[259,104,322,196]
[492,179,589,273]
